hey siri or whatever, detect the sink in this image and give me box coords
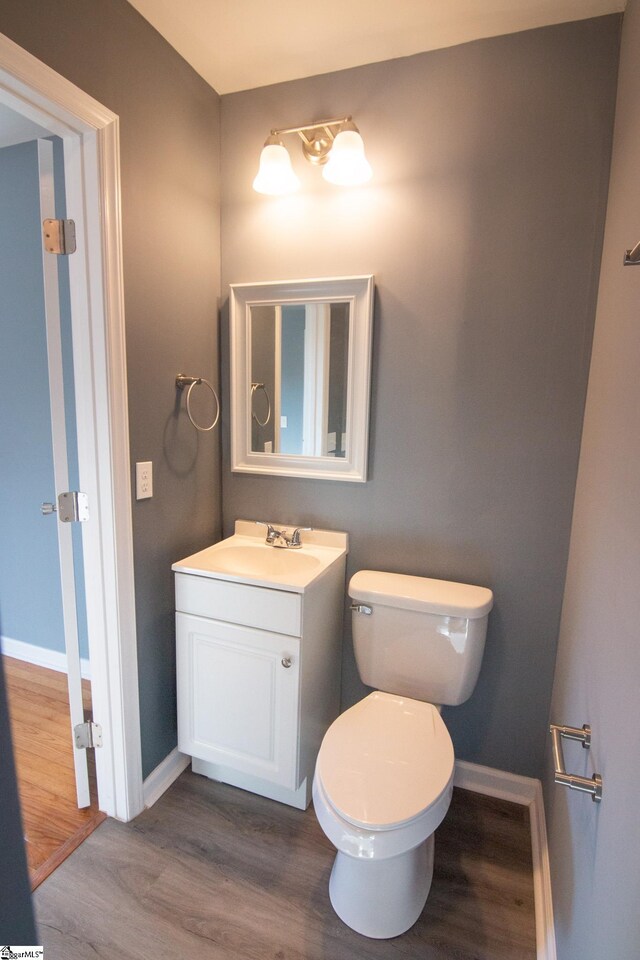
[203,543,322,579]
[172,521,348,592]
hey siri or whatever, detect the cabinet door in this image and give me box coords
[177,613,300,789]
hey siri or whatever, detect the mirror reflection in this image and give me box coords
[250,302,350,457]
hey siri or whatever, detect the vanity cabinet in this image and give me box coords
[174,522,347,809]
[176,606,301,790]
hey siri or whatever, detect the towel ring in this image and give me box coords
[251,382,271,427]
[624,240,640,265]
[176,374,220,432]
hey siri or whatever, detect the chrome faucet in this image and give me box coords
[255,521,313,549]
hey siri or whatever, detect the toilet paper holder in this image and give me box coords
[549,723,603,802]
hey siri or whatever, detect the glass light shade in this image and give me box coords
[322,129,372,186]
[252,142,300,195]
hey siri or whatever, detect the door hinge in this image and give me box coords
[58,491,89,522]
[43,218,77,255]
[41,492,89,521]
[74,721,103,749]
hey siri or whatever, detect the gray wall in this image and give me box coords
[220,17,620,777]
[250,305,276,451]
[0,140,66,653]
[0,0,222,777]
[544,2,640,956]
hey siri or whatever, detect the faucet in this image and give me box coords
[255,521,313,549]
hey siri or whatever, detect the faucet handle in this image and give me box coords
[255,520,279,543]
[290,526,313,547]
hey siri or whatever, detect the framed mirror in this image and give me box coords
[230,275,374,481]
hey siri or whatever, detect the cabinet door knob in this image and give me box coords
[281,656,293,668]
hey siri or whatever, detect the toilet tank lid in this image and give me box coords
[349,570,493,619]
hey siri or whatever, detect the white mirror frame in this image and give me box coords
[230,275,374,482]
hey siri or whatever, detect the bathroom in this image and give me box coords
[1,2,639,958]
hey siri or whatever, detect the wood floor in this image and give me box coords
[3,656,105,889]
[34,771,536,959]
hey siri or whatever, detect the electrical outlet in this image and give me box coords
[136,461,153,500]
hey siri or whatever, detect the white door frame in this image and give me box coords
[273,305,282,452]
[0,32,143,821]
[302,303,330,456]
[38,137,91,808]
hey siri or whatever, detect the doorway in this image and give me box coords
[0,126,106,884]
[0,31,143,824]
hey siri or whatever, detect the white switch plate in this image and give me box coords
[136,461,153,500]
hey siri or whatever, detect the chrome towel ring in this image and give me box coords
[176,374,220,432]
[251,382,271,427]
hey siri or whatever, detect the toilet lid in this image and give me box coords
[317,691,454,831]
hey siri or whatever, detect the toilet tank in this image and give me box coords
[349,570,493,706]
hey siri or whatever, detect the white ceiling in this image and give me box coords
[126,0,625,95]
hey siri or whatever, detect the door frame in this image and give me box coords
[38,137,91,808]
[302,303,330,456]
[0,33,143,820]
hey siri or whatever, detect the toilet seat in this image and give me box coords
[316,691,454,831]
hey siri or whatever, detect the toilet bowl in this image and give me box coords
[313,691,454,939]
[313,569,493,939]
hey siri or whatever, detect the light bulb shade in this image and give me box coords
[322,128,372,186]
[252,141,300,195]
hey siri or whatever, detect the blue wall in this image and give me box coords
[0,139,87,659]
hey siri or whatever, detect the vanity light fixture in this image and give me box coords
[252,135,301,195]
[252,116,372,196]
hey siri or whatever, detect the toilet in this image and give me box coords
[312,569,493,939]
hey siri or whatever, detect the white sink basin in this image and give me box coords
[172,521,348,592]
[202,543,322,579]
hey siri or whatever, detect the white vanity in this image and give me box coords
[173,520,347,809]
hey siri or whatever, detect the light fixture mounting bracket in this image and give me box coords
[271,116,352,166]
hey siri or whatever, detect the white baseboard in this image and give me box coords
[455,760,556,960]
[454,758,538,804]
[143,747,191,809]
[1,634,91,680]
[529,779,557,960]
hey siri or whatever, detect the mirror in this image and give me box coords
[249,300,350,457]
[230,276,374,481]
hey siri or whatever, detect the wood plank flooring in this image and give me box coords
[3,656,105,888]
[34,771,536,959]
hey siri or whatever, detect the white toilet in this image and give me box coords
[313,569,493,939]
